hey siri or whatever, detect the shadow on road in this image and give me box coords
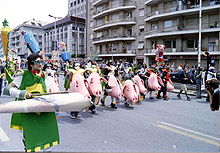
[58,115,82,124]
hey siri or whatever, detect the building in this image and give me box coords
[42,16,86,59]
[9,19,47,58]
[68,0,87,18]
[144,0,220,69]
[87,0,220,69]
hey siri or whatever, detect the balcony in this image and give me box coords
[145,21,220,39]
[145,0,161,5]
[145,3,220,22]
[93,17,136,31]
[98,49,136,57]
[93,1,136,19]
[93,0,109,6]
[93,34,136,44]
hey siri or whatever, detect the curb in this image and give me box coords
[171,90,207,98]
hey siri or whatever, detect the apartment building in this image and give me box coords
[88,0,220,69]
[68,0,87,18]
[144,0,220,69]
[42,16,86,59]
[9,19,47,58]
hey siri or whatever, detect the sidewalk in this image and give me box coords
[172,89,207,98]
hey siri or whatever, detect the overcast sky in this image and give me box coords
[0,0,68,29]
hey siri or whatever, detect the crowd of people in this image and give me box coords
[0,51,219,152]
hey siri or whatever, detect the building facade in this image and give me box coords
[9,19,47,58]
[87,0,220,70]
[68,0,87,18]
[42,16,86,59]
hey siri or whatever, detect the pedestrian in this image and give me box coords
[177,67,192,101]
[196,66,203,99]
[3,53,60,152]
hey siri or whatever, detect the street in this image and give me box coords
[0,90,220,152]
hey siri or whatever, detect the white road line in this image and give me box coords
[0,126,10,142]
[157,121,220,141]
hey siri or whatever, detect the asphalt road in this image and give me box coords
[0,75,219,152]
[0,92,220,152]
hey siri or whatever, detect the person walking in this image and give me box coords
[177,67,192,101]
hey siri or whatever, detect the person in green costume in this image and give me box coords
[3,53,59,152]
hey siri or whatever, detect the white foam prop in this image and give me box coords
[0,93,92,113]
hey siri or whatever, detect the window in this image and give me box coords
[151,23,158,30]
[208,37,218,51]
[139,9,144,17]
[186,17,198,28]
[70,2,73,7]
[111,13,119,20]
[90,21,93,27]
[164,20,172,28]
[111,28,118,35]
[127,43,132,52]
[78,0,80,4]
[164,40,176,48]
[187,39,198,48]
[112,43,119,52]
[127,28,132,36]
[127,12,132,18]
[96,32,102,38]
[74,1,76,5]
[151,41,157,49]
[138,41,144,49]
[209,14,219,28]
[139,25,144,33]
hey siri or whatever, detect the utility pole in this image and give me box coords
[198,0,202,67]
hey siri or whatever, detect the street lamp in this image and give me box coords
[48,14,62,51]
[198,0,202,67]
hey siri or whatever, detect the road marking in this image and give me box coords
[158,121,220,141]
[0,126,10,142]
[156,124,220,147]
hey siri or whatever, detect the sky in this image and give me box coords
[0,0,68,29]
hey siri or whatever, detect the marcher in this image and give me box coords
[157,68,170,100]
[177,67,192,101]
[3,54,59,152]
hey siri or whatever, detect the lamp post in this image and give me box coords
[48,14,62,51]
[198,0,202,67]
